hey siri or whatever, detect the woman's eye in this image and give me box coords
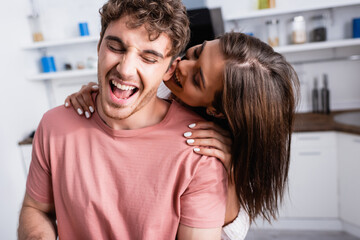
[192,74,200,88]
[193,48,200,59]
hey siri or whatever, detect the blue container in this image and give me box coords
[79,22,89,36]
[41,56,56,73]
[353,18,360,38]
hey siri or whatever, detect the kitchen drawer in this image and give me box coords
[291,131,337,149]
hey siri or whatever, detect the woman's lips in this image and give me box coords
[173,71,183,88]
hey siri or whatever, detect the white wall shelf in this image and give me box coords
[22,36,99,50]
[274,38,360,54]
[224,0,360,21]
[27,69,97,81]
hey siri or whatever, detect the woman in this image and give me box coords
[65,32,299,240]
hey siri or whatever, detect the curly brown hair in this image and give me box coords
[99,0,190,57]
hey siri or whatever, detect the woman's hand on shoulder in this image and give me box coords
[183,121,232,172]
[64,82,98,118]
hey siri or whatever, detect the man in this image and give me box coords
[18,0,228,239]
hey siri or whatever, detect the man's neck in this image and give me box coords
[96,96,171,130]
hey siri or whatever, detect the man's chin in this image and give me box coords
[102,103,133,121]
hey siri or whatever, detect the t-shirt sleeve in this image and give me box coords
[180,155,228,228]
[26,117,54,204]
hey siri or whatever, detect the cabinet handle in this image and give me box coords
[298,152,322,156]
[298,136,320,141]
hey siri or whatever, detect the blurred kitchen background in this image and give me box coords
[1,0,360,239]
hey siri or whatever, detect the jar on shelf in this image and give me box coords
[258,0,276,9]
[258,0,268,9]
[290,15,306,44]
[28,14,44,42]
[310,14,327,42]
[266,19,279,47]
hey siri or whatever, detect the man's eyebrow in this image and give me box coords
[142,50,164,59]
[105,35,125,45]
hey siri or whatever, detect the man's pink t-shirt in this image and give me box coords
[27,100,228,239]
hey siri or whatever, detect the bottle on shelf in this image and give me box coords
[268,0,276,8]
[321,74,330,114]
[312,77,319,113]
[40,50,56,73]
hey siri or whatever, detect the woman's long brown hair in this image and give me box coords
[213,32,300,223]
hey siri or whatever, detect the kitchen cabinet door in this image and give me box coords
[338,133,360,227]
[279,132,338,218]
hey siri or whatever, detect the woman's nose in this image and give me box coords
[178,59,195,77]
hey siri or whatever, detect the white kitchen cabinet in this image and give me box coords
[22,36,98,108]
[338,133,360,227]
[279,132,338,218]
[23,36,99,81]
[224,1,360,64]
[223,0,360,21]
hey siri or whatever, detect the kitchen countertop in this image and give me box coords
[294,109,360,135]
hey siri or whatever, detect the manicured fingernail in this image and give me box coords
[184,132,192,137]
[92,85,99,89]
[194,148,200,152]
[187,139,195,144]
[89,106,94,113]
[85,111,90,118]
[77,108,83,115]
[65,102,69,107]
[188,123,196,128]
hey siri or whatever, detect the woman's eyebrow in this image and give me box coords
[199,41,206,56]
[199,41,207,89]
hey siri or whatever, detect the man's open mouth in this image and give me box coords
[110,80,139,100]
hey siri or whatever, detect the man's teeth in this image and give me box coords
[112,80,136,91]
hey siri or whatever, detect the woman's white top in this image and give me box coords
[221,208,250,240]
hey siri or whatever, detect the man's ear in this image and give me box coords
[206,106,225,119]
[163,57,181,81]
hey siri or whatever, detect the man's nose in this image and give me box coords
[116,51,137,80]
